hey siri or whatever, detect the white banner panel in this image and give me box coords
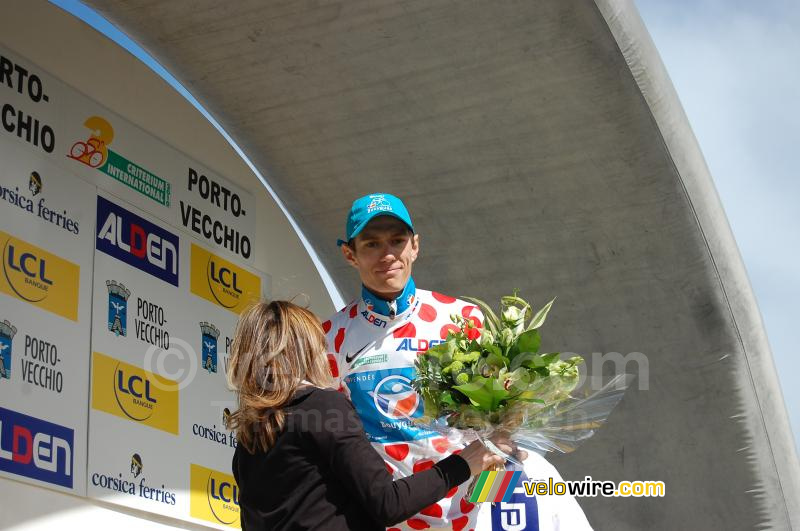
[1,44,256,264]
[1,43,272,527]
[0,139,95,496]
[88,191,267,528]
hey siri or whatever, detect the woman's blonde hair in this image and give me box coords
[226,300,333,453]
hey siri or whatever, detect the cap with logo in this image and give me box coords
[337,193,414,246]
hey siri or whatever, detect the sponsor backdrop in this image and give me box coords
[0,43,269,529]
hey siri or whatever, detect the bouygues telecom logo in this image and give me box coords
[91,351,179,435]
[67,116,171,207]
[0,230,80,321]
[96,196,180,287]
[190,463,240,528]
[190,244,260,314]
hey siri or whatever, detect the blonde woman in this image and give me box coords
[228,301,513,530]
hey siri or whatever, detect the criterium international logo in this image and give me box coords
[190,243,260,314]
[91,351,179,435]
[0,230,80,321]
[0,320,17,380]
[67,116,171,206]
[190,463,240,528]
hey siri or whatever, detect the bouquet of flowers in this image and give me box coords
[410,293,631,457]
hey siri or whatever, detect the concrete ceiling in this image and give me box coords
[85,0,799,528]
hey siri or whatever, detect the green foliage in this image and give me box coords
[413,292,584,430]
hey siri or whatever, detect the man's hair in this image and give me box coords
[345,226,414,255]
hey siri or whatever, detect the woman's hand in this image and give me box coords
[458,440,504,475]
[488,430,529,464]
[457,432,529,476]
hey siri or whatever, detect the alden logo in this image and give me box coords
[0,320,17,380]
[96,196,179,287]
[91,352,179,435]
[190,244,260,314]
[0,406,74,488]
[0,231,80,321]
[190,463,240,528]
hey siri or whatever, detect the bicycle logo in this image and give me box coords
[67,116,114,168]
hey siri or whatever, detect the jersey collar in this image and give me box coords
[360,277,416,320]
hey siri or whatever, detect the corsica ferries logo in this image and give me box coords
[130,453,143,478]
[67,116,172,206]
[0,320,17,380]
[0,172,80,235]
[29,171,42,196]
[96,196,180,287]
[0,231,80,321]
[91,352,179,435]
[91,453,176,506]
[190,464,240,528]
[190,244,260,314]
[106,280,130,337]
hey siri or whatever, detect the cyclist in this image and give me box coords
[325,193,592,530]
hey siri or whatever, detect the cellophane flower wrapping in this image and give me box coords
[380,294,632,460]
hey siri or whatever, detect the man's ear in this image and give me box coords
[341,243,359,268]
[410,233,420,261]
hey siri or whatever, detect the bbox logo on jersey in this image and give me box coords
[96,196,179,287]
[0,406,74,488]
[374,374,421,420]
[346,367,437,443]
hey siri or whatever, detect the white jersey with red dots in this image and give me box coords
[324,287,484,531]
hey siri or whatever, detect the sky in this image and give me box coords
[635,0,800,452]
[51,0,798,452]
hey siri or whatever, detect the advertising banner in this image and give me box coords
[2,44,272,528]
[88,192,267,528]
[0,139,94,496]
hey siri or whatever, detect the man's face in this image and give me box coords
[341,215,419,299]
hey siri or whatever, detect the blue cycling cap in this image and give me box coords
[337,193,414,246]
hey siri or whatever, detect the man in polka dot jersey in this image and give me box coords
[325,193,592,531]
